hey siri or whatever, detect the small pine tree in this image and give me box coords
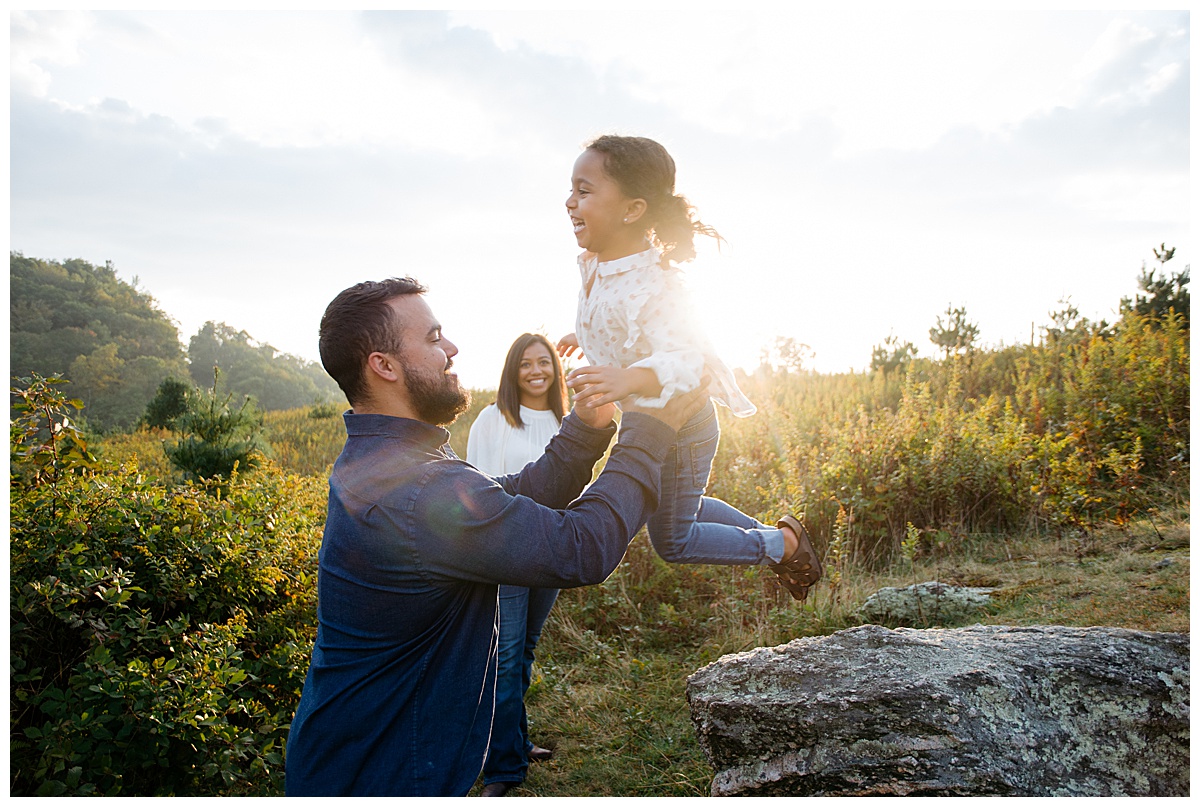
[164,367,266,481]
[141,376,195,430]
[929,304,980,358]
[1120,244,1189,328]
[870,333,918,375]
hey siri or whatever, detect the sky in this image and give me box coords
[8,7,1191,390]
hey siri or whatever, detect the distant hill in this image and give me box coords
[10,252,345,431]
[185,320,344,413]
[11,253,188,431]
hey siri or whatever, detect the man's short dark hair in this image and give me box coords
[319,277,427,406]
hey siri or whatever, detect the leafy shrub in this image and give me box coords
[11,378,323,796]
[306,401,341,420]
[10,373,97,487]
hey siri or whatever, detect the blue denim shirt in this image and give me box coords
[284,409,674,796]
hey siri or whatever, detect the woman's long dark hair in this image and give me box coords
[585,134,723,265]
[495,333,568,428]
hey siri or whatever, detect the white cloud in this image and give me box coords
[1057,172,1188,224]
[1071,15,1189,110]
[443,9,1140,156]
[12,12,503,156]
[9,9,1190,384]
[10,10,95,96]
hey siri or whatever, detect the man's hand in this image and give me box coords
[557,333,582,359]
[622,377,712,432]
[571,392,617,430]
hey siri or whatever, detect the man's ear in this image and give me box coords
[366,351,401,383]
[624,198,648,225]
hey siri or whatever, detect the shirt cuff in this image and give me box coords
[560,410,618,445]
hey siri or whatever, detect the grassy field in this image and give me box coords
[487,505,1190,797]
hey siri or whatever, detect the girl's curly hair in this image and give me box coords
[585,134,722,265]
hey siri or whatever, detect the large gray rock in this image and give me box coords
[687,624,1189,796]
[859,581,994,626]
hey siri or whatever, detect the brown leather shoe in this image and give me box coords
[768,515,823,602]
[528,745,554,762]
[481,781,516,797]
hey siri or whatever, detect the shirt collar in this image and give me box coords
[343,411,450,449]
[580,246,662,278]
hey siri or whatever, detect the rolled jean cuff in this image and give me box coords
[763,528,785,564]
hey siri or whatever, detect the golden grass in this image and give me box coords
[502,507,1189,797]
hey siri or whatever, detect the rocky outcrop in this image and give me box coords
[687,624,1189,796]
[858,581,994,626]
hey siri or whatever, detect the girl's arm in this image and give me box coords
[566,364,662,408]
[557,332,583,359]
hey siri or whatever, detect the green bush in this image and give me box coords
[10,373,97,487]
[11,378,323,795]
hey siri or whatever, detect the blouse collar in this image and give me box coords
[581,246,662,278]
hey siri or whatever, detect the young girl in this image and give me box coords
[557,134,822,601]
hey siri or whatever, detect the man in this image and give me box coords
[284,278,708,796]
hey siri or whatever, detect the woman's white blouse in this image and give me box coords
[466,404,562,475]
[575,247,756,416]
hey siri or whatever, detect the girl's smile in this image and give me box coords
[566,149,648,263]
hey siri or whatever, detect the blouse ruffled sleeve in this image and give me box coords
[465,405,504,475]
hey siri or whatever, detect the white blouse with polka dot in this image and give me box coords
[574,246,756,416]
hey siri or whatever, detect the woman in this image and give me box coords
[467,333,570,797]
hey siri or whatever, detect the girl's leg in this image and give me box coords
[646,401,785,565]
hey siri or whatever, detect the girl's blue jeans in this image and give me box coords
[646,401,785,565]
[482,584,559,785]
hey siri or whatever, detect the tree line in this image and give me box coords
[10,252,345,432]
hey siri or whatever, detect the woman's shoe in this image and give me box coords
[528,745,554,762]
[768,515,823,601]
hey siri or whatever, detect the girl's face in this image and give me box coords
[566,149,648,262]
[516,341,556,409]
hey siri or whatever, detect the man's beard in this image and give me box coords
[403,362,470,426]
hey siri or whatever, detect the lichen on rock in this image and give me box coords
[858,580,994,627]
[687,624,1189,796]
